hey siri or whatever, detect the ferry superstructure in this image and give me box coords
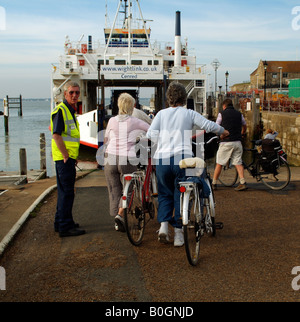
[51,0,207,148]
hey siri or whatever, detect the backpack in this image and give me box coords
[261,139,281,154]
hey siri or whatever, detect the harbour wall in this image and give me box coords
[237,110,300,166]
[260,112,300,166]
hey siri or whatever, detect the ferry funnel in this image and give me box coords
[174,11,182,68]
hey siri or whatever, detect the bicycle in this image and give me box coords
[218,140,291,191]
[122,140,158,246]
[179,135,223,266]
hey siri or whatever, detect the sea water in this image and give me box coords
[0,100,55,176]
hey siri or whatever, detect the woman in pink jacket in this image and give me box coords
[104,93,150,232]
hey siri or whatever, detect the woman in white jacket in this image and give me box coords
[146,82,229,247]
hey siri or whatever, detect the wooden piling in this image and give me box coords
[6,95,23,116]
[3,98,8,134]
[19,95,23,117]
[4,116,8,135]
[19,148,27,176]
[40,133,47,174]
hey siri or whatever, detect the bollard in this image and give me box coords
[40,133,47,174]
[19,148,27,176]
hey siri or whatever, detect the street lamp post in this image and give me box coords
[225,71,229,96]
[278,67,283,95]
[263,60,268,101]
[211,59,221,100]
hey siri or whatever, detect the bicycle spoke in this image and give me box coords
[184,188,202,266]
[124,180,145,246]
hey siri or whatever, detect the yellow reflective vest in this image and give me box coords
[51,102,80,161]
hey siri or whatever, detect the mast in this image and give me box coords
[128,0,132,63]
[104,0,154,62]
[136,0,155,60]
[103,0,122,59]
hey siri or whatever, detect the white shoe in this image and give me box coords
[174,228,184,247]
[158,222,169,244]
[114,214,126,232]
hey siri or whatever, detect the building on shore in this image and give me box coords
[250,60,300,93]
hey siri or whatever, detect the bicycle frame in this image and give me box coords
[143,159,158,207]
[122,147,157,209]
[122,171,144,209]
[180,182,201,226]
[122,149,158,246]
[219,142,291,190]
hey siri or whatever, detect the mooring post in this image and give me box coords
[40,133,47,174]
[19,148,27,176]
[3,97,8,134]
[19,95,23,116]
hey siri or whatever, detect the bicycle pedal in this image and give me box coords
[215,222,224,230]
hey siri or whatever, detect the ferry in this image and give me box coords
[51,0,207,149]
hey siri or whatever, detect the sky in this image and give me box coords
[0,0,300,98]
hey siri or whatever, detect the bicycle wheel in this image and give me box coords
[183,187,202,266]
[124,179,145,246]
[218,160,238,187]
[258,159,291,190]
[203,179,216,236]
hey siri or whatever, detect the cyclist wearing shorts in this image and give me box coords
[212,98,247,191]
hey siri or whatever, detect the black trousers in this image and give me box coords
[54,158,76,232]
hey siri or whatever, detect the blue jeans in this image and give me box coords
[54,158,76,232]
[155,155,187,228]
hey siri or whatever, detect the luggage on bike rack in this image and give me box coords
[260,139,282,173]
[261,139,281,154]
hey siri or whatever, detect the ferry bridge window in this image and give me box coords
[98,60,104,65]
[115,60,126,65]
[148,60,159,65]
[131,60,143,65]
[196,80,204,87]
[98,59,109,66]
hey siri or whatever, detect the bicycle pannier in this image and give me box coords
[260,155,279,173]
[260,139,281,173]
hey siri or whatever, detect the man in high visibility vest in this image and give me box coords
[51,81,86,237]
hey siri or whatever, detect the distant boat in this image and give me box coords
[51,0,207,149]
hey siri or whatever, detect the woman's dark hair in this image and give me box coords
[166,82,187,107]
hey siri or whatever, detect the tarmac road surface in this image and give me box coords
[0,169,300,303]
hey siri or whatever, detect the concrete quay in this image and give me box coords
[0,166,300,302]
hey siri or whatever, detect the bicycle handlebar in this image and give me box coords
[192,135,219,146]
[206,136,219,145]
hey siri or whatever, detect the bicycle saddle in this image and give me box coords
[179,158,206,169]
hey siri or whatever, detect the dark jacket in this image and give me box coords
[220,105,242,142]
